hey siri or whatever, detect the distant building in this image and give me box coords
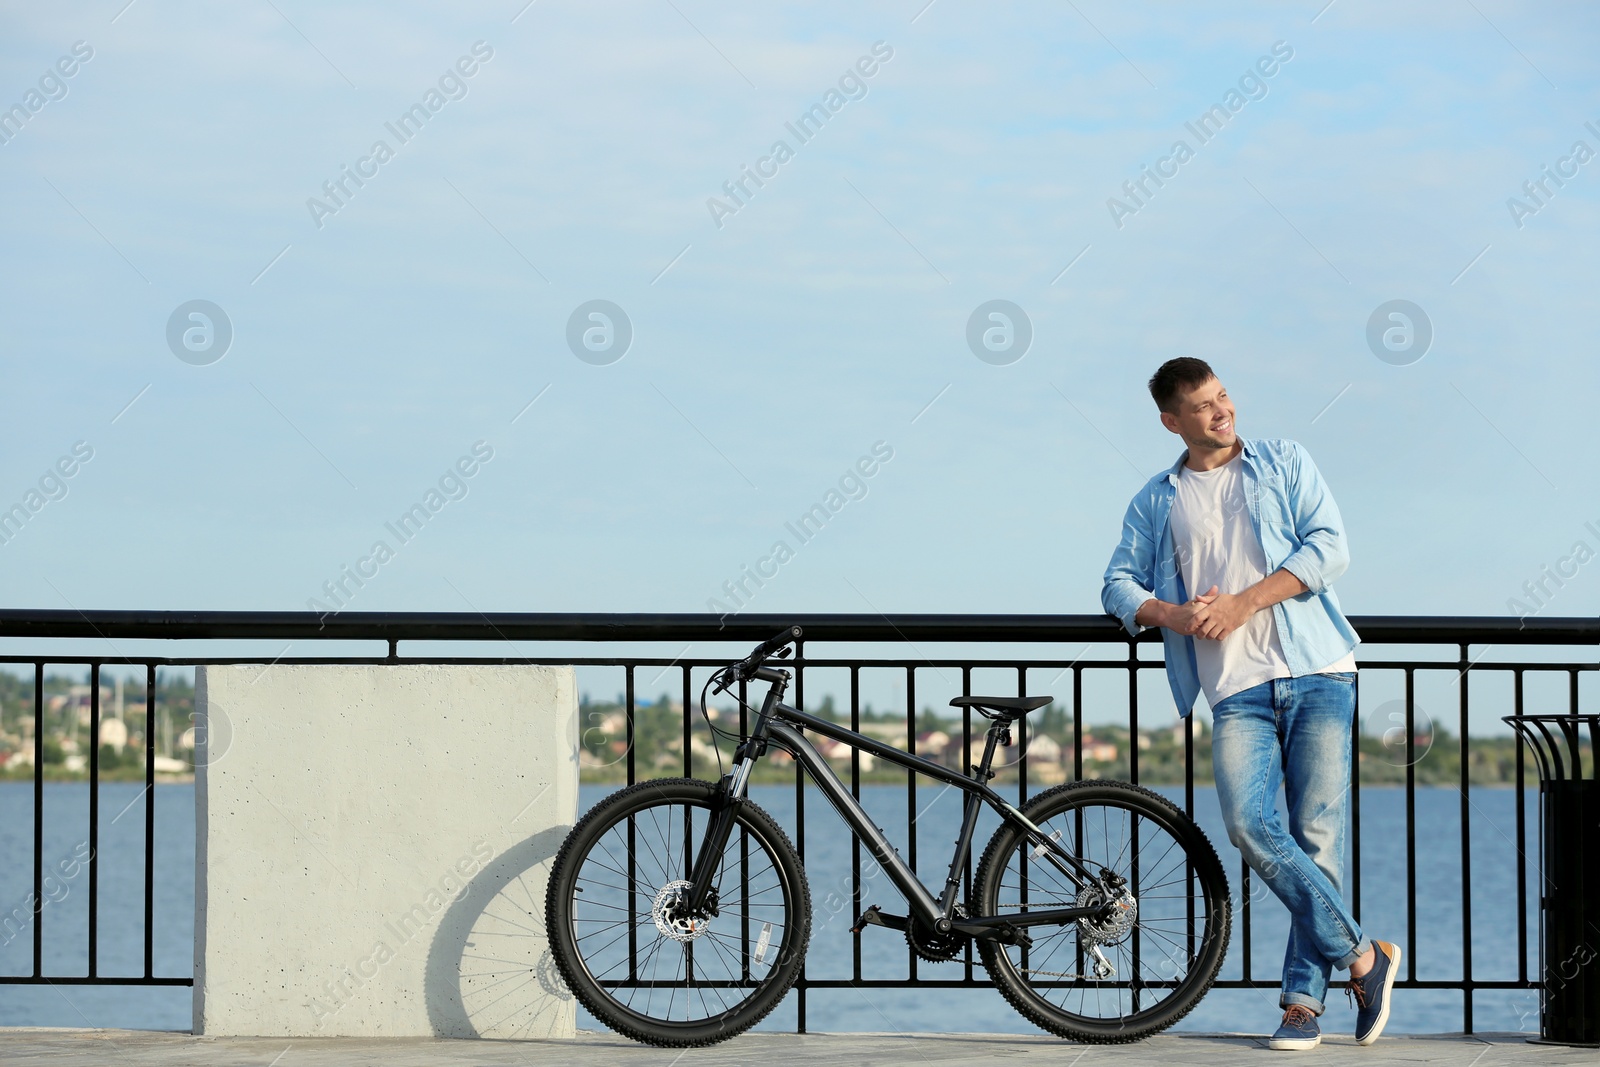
[1081,735,1119,763]
[810,737,875,772]
[100,718,127,753]
[1023,733,1062,764]
[858,721,906,744]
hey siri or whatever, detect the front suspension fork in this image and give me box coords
[684,757,753,912]
[686,673,784,912]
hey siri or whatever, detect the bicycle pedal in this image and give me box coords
[851,905,908,934]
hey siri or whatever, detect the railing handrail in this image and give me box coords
[2,610,1590,1031]
[0,609,1596,644]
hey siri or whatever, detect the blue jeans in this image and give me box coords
[1211,672,1369,1014]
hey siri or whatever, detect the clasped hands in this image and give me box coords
[1166,585,1253,642]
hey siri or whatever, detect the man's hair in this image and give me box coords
[1148,357,1216,414]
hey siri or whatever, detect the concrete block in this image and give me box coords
[194,663,578,1038]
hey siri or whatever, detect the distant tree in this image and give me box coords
[1038,703,1068,738]
[860,701,893,723]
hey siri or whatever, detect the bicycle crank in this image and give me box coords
[906,913,968,963]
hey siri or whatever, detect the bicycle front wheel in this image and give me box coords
[973,780,1231,1043]
[545,778,810,1047]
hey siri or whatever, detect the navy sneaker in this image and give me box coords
[1347,940,1401,1044]
[1268,1005,1321,1051]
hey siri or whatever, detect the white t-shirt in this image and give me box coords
[1169,452,1355,706]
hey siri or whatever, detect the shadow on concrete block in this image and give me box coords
[426,825,577,1039]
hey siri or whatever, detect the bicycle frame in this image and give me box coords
[687,670,1116,943]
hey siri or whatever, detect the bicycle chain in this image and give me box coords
[996,898,1123,981]
[1018,968,1102,979]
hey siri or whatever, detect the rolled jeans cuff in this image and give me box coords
[1333,937,1372,971]
[1280,991,1325,1015]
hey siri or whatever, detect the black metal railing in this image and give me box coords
[0,610,1595,1033]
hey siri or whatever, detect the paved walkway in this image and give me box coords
[1,1029,1582,1067]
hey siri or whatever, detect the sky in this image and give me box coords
[1,1,1597,726]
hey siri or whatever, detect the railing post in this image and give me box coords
[1505,714,1600,1047]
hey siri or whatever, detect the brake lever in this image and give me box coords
[720,627,801,690]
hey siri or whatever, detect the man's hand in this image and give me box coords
[1192,591,1253,641]
[1138,571,1307,642]
[1158,588,1216,639]
[1190,569,1309,641]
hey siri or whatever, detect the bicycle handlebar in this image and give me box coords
[713,626,803,691]
[748,625,802,663]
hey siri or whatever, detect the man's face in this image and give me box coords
[1160,376,1236,452]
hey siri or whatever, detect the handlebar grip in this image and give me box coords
[733,626,803,681]
[755,625,802,658]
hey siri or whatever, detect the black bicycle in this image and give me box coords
[546,627,1231,1047]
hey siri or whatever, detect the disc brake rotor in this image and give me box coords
[1075,884,1138,947]
[651,879,710,943]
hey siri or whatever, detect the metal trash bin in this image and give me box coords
[1504,713,1600,1047]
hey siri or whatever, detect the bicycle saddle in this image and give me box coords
[948,695,1053,720]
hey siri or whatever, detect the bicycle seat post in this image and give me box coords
[971,717,1010,781]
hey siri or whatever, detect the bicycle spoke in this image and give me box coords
[980,785,1227,1036]
[555,787,803,1033]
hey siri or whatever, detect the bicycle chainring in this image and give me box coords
[906,914,968,963]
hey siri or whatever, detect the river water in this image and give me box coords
[0,781,1545,1037]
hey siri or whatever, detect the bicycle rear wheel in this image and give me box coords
[973,780,1230,1043]
[545,778,810,1047]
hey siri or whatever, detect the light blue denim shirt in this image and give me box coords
[1100,437,1359,716]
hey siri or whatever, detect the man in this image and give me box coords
[1100,358,1398,1050]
